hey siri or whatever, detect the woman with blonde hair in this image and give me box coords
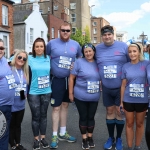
[120,43,149,150]
[9,50,29,150]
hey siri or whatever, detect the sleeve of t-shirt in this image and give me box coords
[70,60,79,75]
[121,65,126,79]
[76,44,82,58]
[146,64,150,84]
[46,41,51,56]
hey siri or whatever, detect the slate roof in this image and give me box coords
[13,10,32,24]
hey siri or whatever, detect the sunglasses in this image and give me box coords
[17,55,27,61]
[0,46,5,50]
[60,29,71,33]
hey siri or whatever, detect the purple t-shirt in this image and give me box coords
[96,41,129,89]
[46,38,82,78]
[0,57,15,106]
[71,58,101,102]
[11,69,27,112]
[122,60,150,103]
[146,64,150,107]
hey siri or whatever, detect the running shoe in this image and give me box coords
[40,138,49,148]
[82,138,89,150]
[88,137,95,148]
[58,132,76,142]
[115,138,123,150]
[33,139,40,150]
[50,135,58,149]
[104,137,115,149]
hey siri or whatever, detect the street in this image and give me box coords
[9,96,148,150]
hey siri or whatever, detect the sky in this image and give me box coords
[88,0,150,41]
[12,0,150,41]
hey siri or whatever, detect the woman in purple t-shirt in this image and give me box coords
[69,43,101,150]
[120,43,149,150]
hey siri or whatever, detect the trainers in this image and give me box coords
[133,146,141,150]
[82,138,89,150]
[33,139,40,150]
[58,132,76,142]
[115,138,123,150]
[11,146,19,150]
[88,137,95,148]
[104,137,115,149]
[50,135,58,149]
[17,144,27,150]
[40,138,49,148]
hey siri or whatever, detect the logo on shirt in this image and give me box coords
[114,51,120,55]
[0,111,7,139]
[70,47,75,52]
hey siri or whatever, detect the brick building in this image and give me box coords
[0,0,14,58]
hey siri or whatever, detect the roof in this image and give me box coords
[2,0,14,4]
[13,10,32,23]
[0,27,11,33]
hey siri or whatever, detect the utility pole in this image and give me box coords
[139,31,147,46]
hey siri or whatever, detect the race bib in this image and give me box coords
[0,111,7,139]
[104,65,117,79]
[87,81,99,93]
[129,84,144,98]
[58,56,72,69]
[5,74,15,89]
[15,84,26,96]
[38,76,50,89]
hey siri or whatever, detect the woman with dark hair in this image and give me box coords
[27,38,52,150]
[69,43,101,150]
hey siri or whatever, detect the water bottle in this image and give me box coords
[120,106,125,121]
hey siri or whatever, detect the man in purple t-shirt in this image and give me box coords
[96,25,129,150]
[46,22,82,149]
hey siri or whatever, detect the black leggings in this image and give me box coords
[9,109,25,147]
[145,107,150,150]
[28,93,51,137]
[74,98,98,134]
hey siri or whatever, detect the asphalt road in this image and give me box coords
[9,96,148,150]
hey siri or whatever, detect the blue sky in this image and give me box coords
[88,0,150,41]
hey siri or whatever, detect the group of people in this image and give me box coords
[0,22,150,150]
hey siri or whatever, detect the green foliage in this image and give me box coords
[71,26,91,46]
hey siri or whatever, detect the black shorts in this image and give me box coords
[123,102,148,112]
[51,77,70,107]
[102,85,120,107]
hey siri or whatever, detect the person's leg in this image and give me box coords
[9,112,16,148]
[145,107,150,150]
[39,93,50,148]
[87,101,98,148]
[135,111,146,147]
[0,105,11,150]
[124,110,134,148]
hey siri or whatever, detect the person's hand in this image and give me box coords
[69,93,74,102]
[70,62,74,71]
[119,102,124,113]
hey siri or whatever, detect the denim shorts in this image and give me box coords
[51,77,70,107]
[102,85,121,107]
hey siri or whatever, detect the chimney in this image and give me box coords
[61,10,67,21]
[32,1,40,12]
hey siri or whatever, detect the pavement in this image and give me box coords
[9,95,148,150]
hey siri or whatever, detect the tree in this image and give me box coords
[84,26,90,44]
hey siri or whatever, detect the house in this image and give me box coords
[13,2,48,53]
[0,0,14,58]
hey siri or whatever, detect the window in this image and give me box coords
[58,30,60,38]
[70,3,76,9]
[93,22,97,26]
[41,31,44,38]
[93,28,97,34]
[3,36,8,58]
[71,14,76,22]
[51,28,54,39]
[30,28,34,44]
[93,37,97,43]
[2,5,8,26]
[72,27,76,34]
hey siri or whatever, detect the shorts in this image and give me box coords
[102,85,120,107]
[123,101,148,112]
[51,76,70,107]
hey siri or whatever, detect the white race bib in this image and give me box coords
[15,84,26,96]
[58,56,72,69]
[87,81,99,93]
[104,65,117,79]
[5,74,15,89]
[38,76,50,89]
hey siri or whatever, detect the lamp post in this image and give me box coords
[90,5,95,43]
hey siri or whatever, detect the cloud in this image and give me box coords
[96,1,150,30]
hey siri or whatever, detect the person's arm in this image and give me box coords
[69,74,76,102]
[120,79,127,111]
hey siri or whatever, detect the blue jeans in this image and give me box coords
[0,105,11,150]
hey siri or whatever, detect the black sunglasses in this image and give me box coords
[0,46,5,50]
[17,55,27,61]
[60,29,71,33]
